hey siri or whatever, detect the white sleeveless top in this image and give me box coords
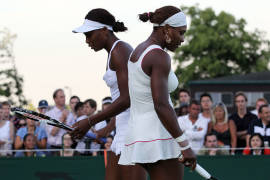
[119,44,180,165]
[103,40,130,155]
[0,121,12,155]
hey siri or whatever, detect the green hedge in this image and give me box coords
[0,155,269,180]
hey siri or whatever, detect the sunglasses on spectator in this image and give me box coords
[213,102,226,108]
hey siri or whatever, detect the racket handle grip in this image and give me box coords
[195,163,211,179]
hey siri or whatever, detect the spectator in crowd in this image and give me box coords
[178,100,209,154]
[14,118,47,150]
[84,99,106,156]
[178,88,191,104]
[247,104,270,147]
[199,93,213,122]
[99,97,116,136]
[74,102,85,122]
[67,96,80,126]
[1,101,12,121]
[74,101,88,154]
[102,97,112,110]
[176,103,189,117]
[243,133,270,155]
[83,99,107,132]
[76,99,106,155]
[208,102,237,154]
[59,133,80,157]
[104,135,113,151]
[37,100,49,114]
[1,101,18,129]
[0,103,14,156]
[198,133,229,156]
[14,133,45,157]
[45,89,71,153]
[229,92,258,153]
[17,119,27,129]
[175,88,191,116]
[251,98,268,117]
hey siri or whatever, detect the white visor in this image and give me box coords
[72,19,113,33]
[153,12,187,27]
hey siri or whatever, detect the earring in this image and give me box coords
[165,34,172,44]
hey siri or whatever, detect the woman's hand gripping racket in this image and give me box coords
[179,154,218,180]
[11,107,73,131]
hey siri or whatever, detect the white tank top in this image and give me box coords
[127,44,178,141]
[103,40,122,102]
[103,40,130,147]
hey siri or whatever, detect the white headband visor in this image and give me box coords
[102,99,112,104]
[72,19,113,33]
[153,12,187,27]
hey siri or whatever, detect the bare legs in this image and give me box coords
[105,151,147,180]
[139,158,184,180]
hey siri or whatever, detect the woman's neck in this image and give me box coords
[216,119,226,125]
[147,30,166,49]
[104,34,118,53]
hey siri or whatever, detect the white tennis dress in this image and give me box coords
[103,40,130,155]
[119,45,180,165]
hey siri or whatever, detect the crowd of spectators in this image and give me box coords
[0,87,270,157]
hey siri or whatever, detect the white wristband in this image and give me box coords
[179,144,191,151]
[175,133,187,143]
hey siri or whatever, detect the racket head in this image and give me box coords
[11,107,73,131]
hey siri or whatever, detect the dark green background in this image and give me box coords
[0,155,269,180]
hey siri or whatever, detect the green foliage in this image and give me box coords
[0,28,26,106]
[173,5,270,89]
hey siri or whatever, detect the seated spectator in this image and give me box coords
[247,104,270,146]
[198,133,229,156]
[178,100,209,154]
[15,133,45,157]
[0,104,14,156]
[251,98,268,117]
[104,135,113,151]
[208,102,237,154]
[243,133,270,155]
[229,92,258,153]
[14,118,47,150]
[59,133,80,157]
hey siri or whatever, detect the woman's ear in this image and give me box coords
[162,24,170,35]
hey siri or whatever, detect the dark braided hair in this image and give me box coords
[85,8,127,32]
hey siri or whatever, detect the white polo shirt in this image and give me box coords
[177,114,209,154]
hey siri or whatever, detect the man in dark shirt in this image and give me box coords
[247,104,270,146]
[229,92,258,153]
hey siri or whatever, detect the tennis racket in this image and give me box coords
[179,155,218,180]
[11,107,107,143]
[11,107,73,131]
